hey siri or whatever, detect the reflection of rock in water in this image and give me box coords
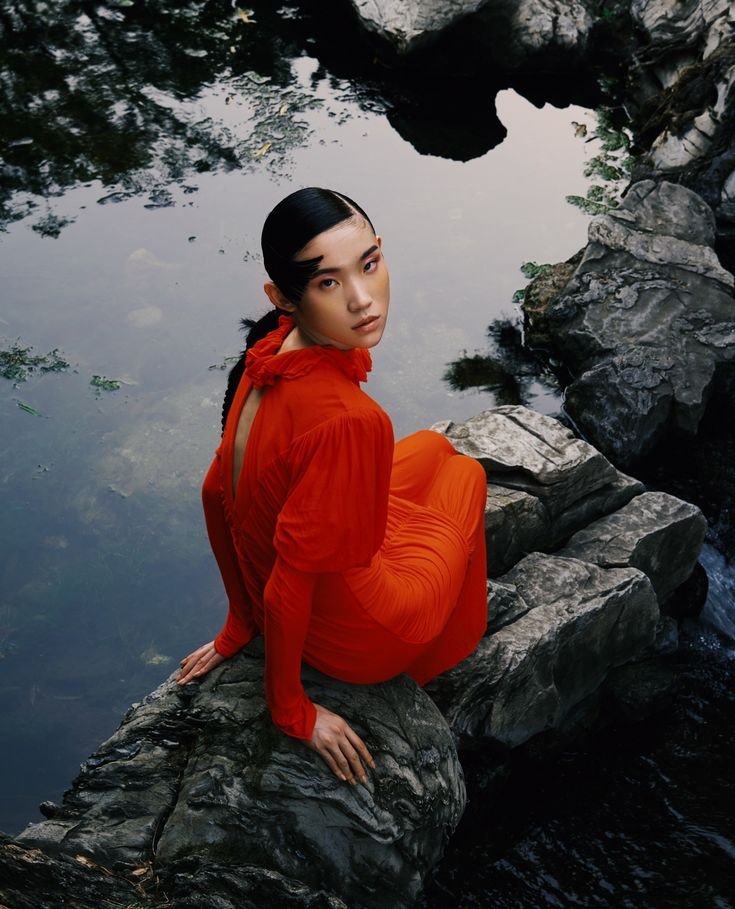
[443,317,560,407]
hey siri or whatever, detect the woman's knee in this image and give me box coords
[396,428,456,459]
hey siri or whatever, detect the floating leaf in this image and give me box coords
[208,354,240,371]
[254,141,272,157]
[278,103,288,115]
[17,401,43,416]
[140,646,172,666]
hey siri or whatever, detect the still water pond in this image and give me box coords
[2,2,733,906]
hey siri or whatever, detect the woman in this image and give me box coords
[178,187,488,788]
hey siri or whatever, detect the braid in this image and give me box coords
[220,310,281,433]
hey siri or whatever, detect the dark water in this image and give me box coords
[1,2,734,905]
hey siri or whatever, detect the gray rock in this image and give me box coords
[434,406,644,573]
[0,835,347,909]
[18,639,465,909]
[558,490,707,603]
[0,835,142,909]
[631,0,734,62]
[347,0,593,65]
[530,181,735,465]
[425,552,660,747]
[600,656,680,722]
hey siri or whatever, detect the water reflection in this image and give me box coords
[0,0,323,234]
[0,0,603,855]
[443,316,561,407]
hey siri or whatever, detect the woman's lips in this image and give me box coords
[352,315,380,333]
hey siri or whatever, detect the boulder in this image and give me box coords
[345,0,594,66]
[0,835,348,909]
[424,552,660,747]
[17,639,466,909]
[525,180,735,466]
[433,405,644,573]
[558,490,707,603]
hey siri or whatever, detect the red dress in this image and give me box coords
[202,316,487,740]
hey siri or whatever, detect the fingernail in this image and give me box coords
[360,775,367,784]
[339,773,346,781]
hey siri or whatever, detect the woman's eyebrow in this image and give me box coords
[310,244,379,278]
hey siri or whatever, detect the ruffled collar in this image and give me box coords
[245,315,372,388]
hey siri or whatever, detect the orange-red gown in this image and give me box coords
[202,316,487,741]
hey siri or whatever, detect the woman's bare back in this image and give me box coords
[231,385,265,499]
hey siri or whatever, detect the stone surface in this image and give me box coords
[433,406,645,573]
[630,0,734,63]
[424,552,660,747]
[558,490,707,604]
[346,0,594,65]
[17,640,465,909]
[0,836,143,909]
[526,181,735,466]
[0,835,348,909]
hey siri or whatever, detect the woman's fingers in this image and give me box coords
[308,705,376,785]
[327,739,364,785]
[177,641,223,685]
[344,726,376,771]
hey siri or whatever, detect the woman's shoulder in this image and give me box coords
[287,399,393,463]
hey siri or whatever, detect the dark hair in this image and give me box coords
[220,187,375,431]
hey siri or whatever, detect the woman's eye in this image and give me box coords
[365,257,379,272]
[320,278,336,289]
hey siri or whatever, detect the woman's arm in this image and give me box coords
[263,554,318,739]
[202,453,260,657]
[264,553,376,784]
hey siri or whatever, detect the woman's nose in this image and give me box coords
[347,279,372,311]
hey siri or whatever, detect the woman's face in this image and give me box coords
[274,215,390,350]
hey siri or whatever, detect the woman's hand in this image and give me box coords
[306,702,376,785]
[177,640,226,685]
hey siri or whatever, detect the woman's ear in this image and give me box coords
[263,280,297,314]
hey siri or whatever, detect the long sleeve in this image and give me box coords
[201,453,260,658]
[263,407,394,739]
[263,555,318,740]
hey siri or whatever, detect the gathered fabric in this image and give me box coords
[202,315,488,740]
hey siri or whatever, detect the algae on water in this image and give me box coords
[0,341,70,384]
[90,375,122,395]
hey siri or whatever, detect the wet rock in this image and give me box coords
[630,0,733,67]
[558,490,707,604]
[424,552,660,747]
[644,615,680,657]
[600,656,680,722]
[18,639,465,909]
[159,860,350,909]
[433,405,644,574]
[346,0,594,66]
[0,835,142,909]
[660,559,709,620]
[527,180,735,466]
